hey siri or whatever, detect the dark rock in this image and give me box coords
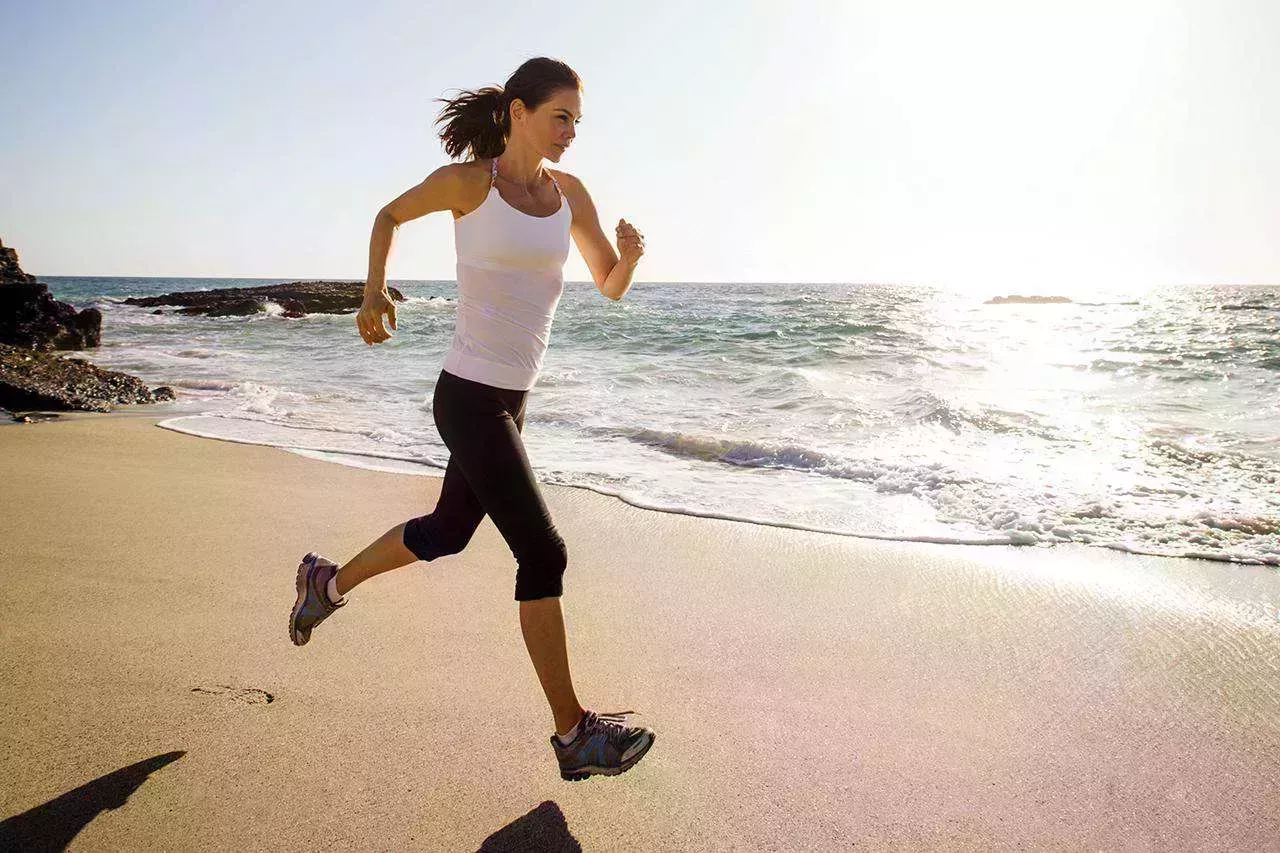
[1,238,177,414]
[7,410,62,423]
[0,342,176,413]
[1,238,37,284]
[121,281,404,317]
[0,238,103,350]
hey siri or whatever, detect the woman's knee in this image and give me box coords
[513,533,568,601]
[402,515,477,561]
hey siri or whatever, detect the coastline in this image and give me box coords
[1,409,1277,850]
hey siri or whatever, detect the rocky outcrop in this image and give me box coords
[0,238,103,350]
[0,238,37,284]
[0,342,175,414]
[0,238,179,417]
[122,281,405,318]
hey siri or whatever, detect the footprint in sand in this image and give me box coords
[190,684,275,704]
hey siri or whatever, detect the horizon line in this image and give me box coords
[28,274,1280,289]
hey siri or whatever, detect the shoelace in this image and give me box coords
[586,709,641,747]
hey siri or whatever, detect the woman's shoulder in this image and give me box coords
[433,159,497,220]
[456,158,495,184]
[548,168,585,196]
[426,159,491,191]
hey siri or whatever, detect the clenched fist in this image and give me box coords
[617,218,645,266]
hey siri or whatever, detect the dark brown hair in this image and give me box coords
[434,57,582,161]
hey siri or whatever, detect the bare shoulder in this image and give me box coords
[440,159,492,189]
[549,168,586,195]
[548,169,594,222]
[437,158,494,219]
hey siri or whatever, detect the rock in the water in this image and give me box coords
[121,281,405,317]
[0,238,103,350]
[0,342,175,413]
[4,408,62,423]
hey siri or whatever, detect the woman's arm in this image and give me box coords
[358,164,469,346]
[366,164,467,296]
[553,171,645,301]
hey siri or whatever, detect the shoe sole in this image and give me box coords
[289,553,315,646]
[560,731,655,782]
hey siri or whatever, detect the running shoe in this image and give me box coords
[289,552,346,646]
[551,709,656,781]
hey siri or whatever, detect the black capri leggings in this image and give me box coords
[402,368,567,601]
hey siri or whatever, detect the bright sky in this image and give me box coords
[2,0,1277,293]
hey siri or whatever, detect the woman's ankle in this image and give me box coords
[555,707,586,737]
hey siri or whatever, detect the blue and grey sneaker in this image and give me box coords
[289,552,346,646]
[551,709,656,782]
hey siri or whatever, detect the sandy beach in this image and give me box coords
[1,410,1278,851]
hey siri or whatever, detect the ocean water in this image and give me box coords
[39,276,1280,567]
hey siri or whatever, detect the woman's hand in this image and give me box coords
[357,287,397,345]
[616,218,645,267]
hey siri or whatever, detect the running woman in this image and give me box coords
[289,57,654,782]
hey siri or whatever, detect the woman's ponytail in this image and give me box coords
[434,85,509,161]
[433,57,582,162]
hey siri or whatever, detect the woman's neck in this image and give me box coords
[495,148,548,191]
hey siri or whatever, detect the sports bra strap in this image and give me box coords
[490,157,563,197]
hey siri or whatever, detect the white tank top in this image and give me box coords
[442,156,572,391]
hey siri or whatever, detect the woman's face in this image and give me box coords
[512,87,581,162]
